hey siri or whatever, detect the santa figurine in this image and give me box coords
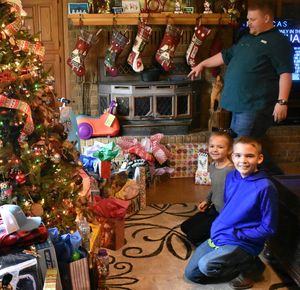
[203,0,213,13]
[174,0,183,14]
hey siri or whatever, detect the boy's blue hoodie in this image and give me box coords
[210,169,278,256]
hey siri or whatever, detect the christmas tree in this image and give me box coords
[0,1,82,231]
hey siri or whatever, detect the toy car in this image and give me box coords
[76,101,120,139]
[76,112,120,139]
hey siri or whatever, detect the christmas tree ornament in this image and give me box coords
[15,171,26,184]
[71,250,81,261]
[30,203,44,216]
[127,20,152,72]
[0,181,13,199]
[186,23,211,68]
[155,25,183,72]
[51,153,61,164]
[67,28,102,77]
[73,174,83,186]
[104,29,130,77]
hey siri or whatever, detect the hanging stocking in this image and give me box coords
[127,21,152,72]
[186,24,211,68]
[104,30,130,77]
[155,25,183,72]
[67,29,101,77]
[209,30,223,77]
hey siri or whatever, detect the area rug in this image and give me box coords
[105,203,291,290]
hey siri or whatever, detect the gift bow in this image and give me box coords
[149,133,170,165]
[117,134,170,164]
[117,137,155,163]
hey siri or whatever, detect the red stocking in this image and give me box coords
[186,24,211,68]
[67,29,101,77]
[155,25,183,72]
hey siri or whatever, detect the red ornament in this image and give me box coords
[15,172,26,184]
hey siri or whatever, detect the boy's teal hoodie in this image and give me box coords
[210,169,278,256]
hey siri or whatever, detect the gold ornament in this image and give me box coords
[31,203,44,216]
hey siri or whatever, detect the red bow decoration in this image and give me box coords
[117,134,170,165]
[117,137,155,163]
[149,133,170,165]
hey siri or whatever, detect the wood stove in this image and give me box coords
[98,79,202,135]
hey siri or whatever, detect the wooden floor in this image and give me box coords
[147,162,300,204]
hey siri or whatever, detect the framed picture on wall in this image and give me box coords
[68,3,89,14]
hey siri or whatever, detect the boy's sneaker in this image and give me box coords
[229,274,254,289]
[229,256,266,290]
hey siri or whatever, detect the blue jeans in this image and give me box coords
[184,240,253,283]
[229,109,283,175]
[230,109,274,139]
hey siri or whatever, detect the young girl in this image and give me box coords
[180,131,234,246]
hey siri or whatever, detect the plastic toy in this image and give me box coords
[76,101,120,139]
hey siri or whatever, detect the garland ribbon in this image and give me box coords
[0,94,34,141]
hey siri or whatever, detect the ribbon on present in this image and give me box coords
[0,94,34,142]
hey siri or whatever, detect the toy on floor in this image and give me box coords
[76,101,120,139]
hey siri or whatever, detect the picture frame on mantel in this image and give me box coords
[122,0,140,13]
[68,3,89,14]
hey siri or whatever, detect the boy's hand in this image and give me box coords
[198,201,208,212]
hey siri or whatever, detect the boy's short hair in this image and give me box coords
[233,136,262,154]
[209,131,233,148]
[247,0,275,16]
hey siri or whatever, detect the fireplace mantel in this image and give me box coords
[68,13,231,26]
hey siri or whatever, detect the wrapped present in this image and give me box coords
[89,196,128,251]
[169,143,208,178]
[35,239,63,290]
[69,257,90,290]
[43,268,60,290]
[126,194,141,216]
[0,252,43,290]
[99,160,111,179]
[195,152,211,185]
[115,179,139,200]
[98,217,124,250]
[134,166,146,210]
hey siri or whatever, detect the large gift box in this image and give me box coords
[169,143,208,178]
[35,239,63,290]
[0,252,43,290]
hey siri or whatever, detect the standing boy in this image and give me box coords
[184,136,278,289]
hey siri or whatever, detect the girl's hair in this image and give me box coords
[233,136,262,154]
[209,131,234,149]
